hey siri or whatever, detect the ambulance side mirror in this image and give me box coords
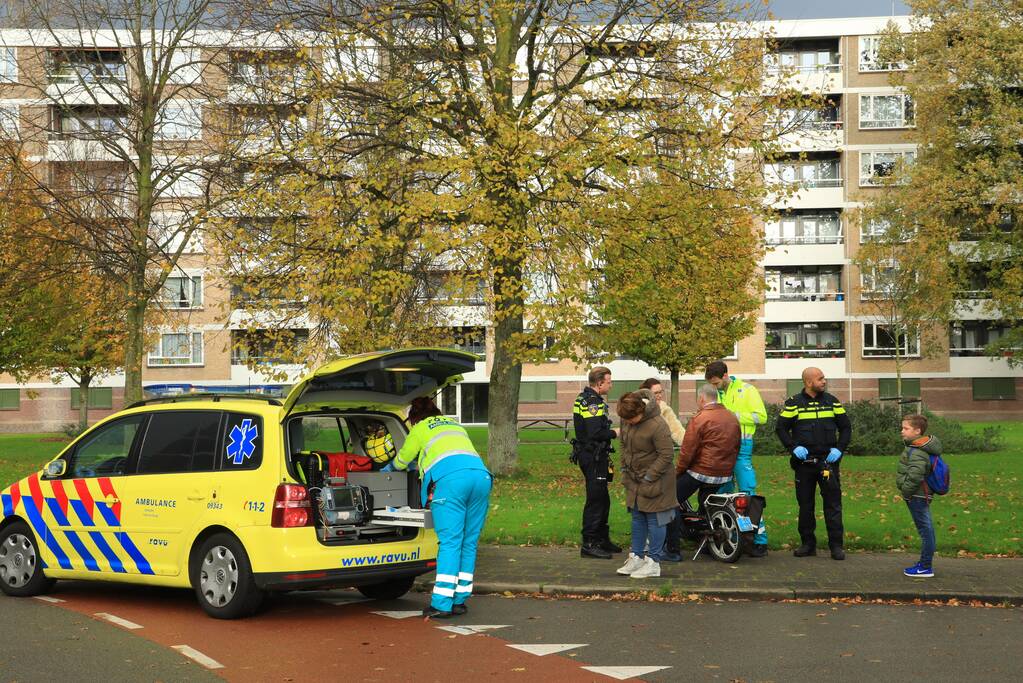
[45,460,67,478]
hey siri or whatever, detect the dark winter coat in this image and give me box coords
[620,390,678,513]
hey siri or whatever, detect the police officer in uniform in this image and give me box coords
[572,366,621,559]
[776,366,852,560]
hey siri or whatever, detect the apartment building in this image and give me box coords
[0,16,1019,431]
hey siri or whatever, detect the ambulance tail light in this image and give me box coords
[271,484,313,528]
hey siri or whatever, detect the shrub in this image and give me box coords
[751,400,1002,456]
[60,422,87,438]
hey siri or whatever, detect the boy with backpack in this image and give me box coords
[896,414,947,578]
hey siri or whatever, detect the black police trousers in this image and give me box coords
[579,456,610,544]
[794,461,844,547]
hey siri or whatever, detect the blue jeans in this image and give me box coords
[906,497,935,568]
[630,508,667,562]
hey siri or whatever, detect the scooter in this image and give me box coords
[679,490,766,563]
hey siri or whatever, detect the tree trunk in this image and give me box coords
[487,300,524,477]
[123,301,146,406]
[669,366,680,413]
[77,372,92,433]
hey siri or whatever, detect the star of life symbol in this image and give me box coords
[227,419,259,465]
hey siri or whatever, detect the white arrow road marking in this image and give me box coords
[581,666,671,680]
[94,612,143,630]
[435,624,510,636]
[371,610,423,619]
[33,596,65,603]
[507,644,588,657]
[172,645,224,670]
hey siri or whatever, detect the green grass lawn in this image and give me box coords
[2,422,1020,556]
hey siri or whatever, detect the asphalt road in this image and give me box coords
[2,582,1021,682]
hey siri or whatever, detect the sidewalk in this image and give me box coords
[460,545,1023,605]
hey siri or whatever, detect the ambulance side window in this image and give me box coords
[136,411,223,475]
[295,415,349,452]
[67,415,146,479]
[221,413,263,470]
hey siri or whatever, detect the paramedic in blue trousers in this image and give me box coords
[705,360,769,557]
[386,396,492,619]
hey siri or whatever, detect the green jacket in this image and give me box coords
[393,415,478,478]
[896,434,943,499]
[719,377,767,440]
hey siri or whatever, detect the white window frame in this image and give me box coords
[149,212,204,254]
[0,104,18,138]
[155,102,202,141]
[862,322,920,358]
[859,150,915,187]
[0,47,16,82]
[859,36,907,72]
[860,260,900,299]
[157,271,203,310]
[859,93,914,129]
[148,331,204,367]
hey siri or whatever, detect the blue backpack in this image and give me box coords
[925,453,951,495]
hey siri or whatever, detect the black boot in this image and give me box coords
[793,543,816,557]
[580,542,613,559]
[829,545,846,561]
[747,544,769,558]
[599,538,623,553]
[423,606,454,619]
[452,604,467,615]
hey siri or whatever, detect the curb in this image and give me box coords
[470,581,1023,606]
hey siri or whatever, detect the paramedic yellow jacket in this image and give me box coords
[719,377,768,440]
[393,416,488,505]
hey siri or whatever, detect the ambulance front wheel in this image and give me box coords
[191,533,265,619]
[357,575,415,600]
[0,521,56,597]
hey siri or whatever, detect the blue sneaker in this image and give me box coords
[904,563,934,578]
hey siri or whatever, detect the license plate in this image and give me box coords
[737,515,754,532]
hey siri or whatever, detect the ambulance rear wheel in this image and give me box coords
[357,575,415,600]
[192,533,264,619]
[0,522,56,597]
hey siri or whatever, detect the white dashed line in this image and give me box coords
[172,645,225,670]
[582,665,671,680]
[435,624,510,636]
[33,596,65,604]
[507,643,588,657]
[94,612,143,630]
[371,610,423,619]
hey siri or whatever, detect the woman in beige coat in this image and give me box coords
[615,389,679,579]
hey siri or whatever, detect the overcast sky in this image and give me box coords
[765,0,911,20]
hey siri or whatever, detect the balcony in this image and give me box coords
[779,122,844,152]
[770,183,844,210]
[764,65,842,94]
[764,297,846,323]
[47,137,133,162]
[764,242,845,266]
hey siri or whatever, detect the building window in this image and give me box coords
[765,266,843,301]
[167,48,201,84]
[150,214,204,254]
[51,105,128,137]
[860,218,898,242]
[70,387,114,410]
[859,150,915,186]
[860,261,900,299]
[156,103,202,140]
[0,389,20,410]
[859,94,914,129]
[766,47,840,73]
[859,36,907,72]
[519,381,557,403]
[161,168,206,198]
[949,322,1014,357]
[451,326,486,356]
[231,329,308,365]
[972,377,1016,401]
[766,322,845,358]
[158,274,202,309]
[0,47,16,82]
[775,102,841,131]
[766,212,842,245]
[48,49,127,84]
[862,322,920,358]
[0,105,17,138]
[878,378,921,399]
[149,332,204,366]
[768,157,841,188]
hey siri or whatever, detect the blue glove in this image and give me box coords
[380,462,396,472]
[826,448,842,463]
[793,446,809,460]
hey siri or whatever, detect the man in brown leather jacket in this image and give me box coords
[663,384,740,559]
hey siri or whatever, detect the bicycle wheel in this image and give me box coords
[708,509,742,563]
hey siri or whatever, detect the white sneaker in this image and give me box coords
[616,553,644,575]
[630,556,661,579]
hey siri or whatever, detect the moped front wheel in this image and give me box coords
[708,510,742,563]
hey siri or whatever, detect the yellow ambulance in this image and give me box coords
[0,348,478,618]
